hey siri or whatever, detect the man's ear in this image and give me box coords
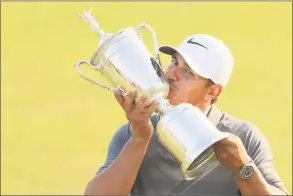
[205,84,223,101]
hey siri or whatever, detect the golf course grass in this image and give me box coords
[1,2,292,195]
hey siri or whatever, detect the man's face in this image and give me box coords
[163,52,220,108]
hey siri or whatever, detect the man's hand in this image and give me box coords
[214,136,251,172]
[213,136,287,195]
[114,87,159,142]
[213,136,251,172]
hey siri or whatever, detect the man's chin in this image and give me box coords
[166,93,173,101]
[166,91,180,105]
[166,96,180,106]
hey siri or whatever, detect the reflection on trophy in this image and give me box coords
[74,9,231,181]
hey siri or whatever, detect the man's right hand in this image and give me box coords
[114,87,159,142]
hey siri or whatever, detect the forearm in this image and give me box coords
[85,137,150,195]
[235,167,287,195]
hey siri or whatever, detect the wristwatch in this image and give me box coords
[234,159,255,179]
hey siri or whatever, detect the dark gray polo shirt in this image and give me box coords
[97,106,287,195]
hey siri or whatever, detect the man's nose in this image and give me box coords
[165,66,179,81]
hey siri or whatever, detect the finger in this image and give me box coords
[213,141,224,150]
[114,89,125,109]
[213,141,230,154]
[124,88,138,113]
[134,95,150,112]
[145,100,159,116]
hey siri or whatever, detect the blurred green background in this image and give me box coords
[1,2,292,195]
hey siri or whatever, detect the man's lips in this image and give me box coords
[169,84,176,91]
[168,85,176,95]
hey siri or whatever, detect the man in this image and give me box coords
[84,34,288,195]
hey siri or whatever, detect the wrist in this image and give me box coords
[130,121,152,130]
[234,165,273,195]
[231,155,252,173]
[234,159,255,179]
[130,121,153,143]
[130,136,151,146]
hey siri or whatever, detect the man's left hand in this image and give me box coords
[213,136,251,172]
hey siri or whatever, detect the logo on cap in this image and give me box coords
[187,38,208,49]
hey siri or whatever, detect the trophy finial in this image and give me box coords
[77,8,105,36]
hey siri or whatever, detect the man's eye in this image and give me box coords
[172,59,178,66]
[184,68,194,75]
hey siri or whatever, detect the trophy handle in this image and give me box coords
[136,23,162,66]
[75,60,115,92]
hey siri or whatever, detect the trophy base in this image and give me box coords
[181,145,219,181]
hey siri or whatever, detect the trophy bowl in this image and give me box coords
[75,9,169,103]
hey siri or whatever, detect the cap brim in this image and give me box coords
[159,45,211,79]
[159,45,178,55]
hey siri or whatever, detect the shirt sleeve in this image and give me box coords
[239,121,288,194]
[97,123,131,174]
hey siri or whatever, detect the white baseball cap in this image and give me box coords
[159,34,234,88]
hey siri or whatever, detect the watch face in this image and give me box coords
[242,165,254,178]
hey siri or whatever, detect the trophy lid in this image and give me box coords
[77,9,134,48]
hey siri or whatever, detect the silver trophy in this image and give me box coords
[74,9,231,181]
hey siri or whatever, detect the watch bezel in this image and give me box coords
[236,160,255,179]
[240,165,254,179]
